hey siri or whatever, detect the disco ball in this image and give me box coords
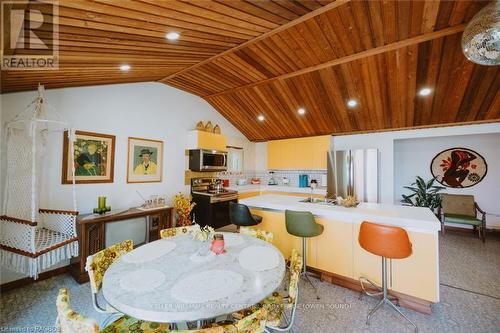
[462,1,500,66]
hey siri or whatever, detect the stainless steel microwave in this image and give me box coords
[189,149,227,171]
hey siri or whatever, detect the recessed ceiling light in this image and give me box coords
[347,99,357,108]
[119,64,131,71]
[166,32,180,40]
[419,87,432,96]
[298,107,306,115]
[257,115,265,121]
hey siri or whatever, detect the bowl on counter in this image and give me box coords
[236,179,247,186]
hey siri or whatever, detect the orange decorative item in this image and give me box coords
[250,178,260,185]
[210,234,225,255]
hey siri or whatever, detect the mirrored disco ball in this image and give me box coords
[462,1,500,66]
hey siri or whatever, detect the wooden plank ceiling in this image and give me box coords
[2,0,334,92]
[2,0,498,141]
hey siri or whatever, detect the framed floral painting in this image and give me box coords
[430,147,487,188]
[127,137,163,183]
[62,130,116,184]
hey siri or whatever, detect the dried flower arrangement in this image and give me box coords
[172,192,196,226]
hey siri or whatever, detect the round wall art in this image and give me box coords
[430,147,487,188]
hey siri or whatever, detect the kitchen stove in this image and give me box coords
[191,178,238,228]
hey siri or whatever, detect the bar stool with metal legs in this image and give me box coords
[285,210,324,300]
[358,221,418,332]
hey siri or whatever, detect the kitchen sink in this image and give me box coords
[299,198,337,205]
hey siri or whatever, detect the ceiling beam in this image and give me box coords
[205,24,467,98]
[159,0,351,82]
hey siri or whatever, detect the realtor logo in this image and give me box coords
[1,1,59,70]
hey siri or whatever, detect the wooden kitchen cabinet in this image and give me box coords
[267,135,330,170]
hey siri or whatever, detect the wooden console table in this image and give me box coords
[70,206,173,283]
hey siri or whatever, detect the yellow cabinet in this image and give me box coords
[391,232,439,302]
[267,135,330,170]
[188,130,227,151]
[267,140,283,169]
[312,135,331,169]
[313,218,353,277]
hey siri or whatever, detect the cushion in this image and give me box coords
[232,292,283,327]
[252,215,263,224]
[444,213,481,226]
[239,227,273,243]
[441,194,476,216]
[102,316,170,333]
[85,240,134,294]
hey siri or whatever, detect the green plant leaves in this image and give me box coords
[400,176,445,212]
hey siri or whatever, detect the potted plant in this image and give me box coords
[172,193,196,226]
[401,176,445,215]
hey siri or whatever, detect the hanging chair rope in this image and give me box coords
[0,85,79,279]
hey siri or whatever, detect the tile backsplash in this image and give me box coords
[218,169,327,187]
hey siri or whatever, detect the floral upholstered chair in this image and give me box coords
[85,240,134,325]
[56,288,100,333]
[160,225,200,239]
[239,227,274,243]
[232,249,302,332]
[56,288,170,333]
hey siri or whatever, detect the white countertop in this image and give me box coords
[227,184,327,195]
[239,195,441,233]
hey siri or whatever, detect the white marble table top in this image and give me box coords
[102,232,286,323]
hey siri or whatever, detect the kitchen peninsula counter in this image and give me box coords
[239,195,440,314]
[240,195,440,233]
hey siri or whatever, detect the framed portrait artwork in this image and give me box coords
[127,137,164,183]
[62,130,116,184]
[430,147,487,188]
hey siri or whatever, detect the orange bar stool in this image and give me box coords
[358,221,418,332]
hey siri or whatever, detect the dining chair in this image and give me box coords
[85,240,133,326]
[232,249,302,332]
[160,225,200,239]
[239,226,274,243]
[56,288,170,333]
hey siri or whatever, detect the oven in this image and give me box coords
[192,192,237,229]
[189,149,227,172]
[191,178,238,229]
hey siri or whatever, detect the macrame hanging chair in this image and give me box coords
[0,85,79,279]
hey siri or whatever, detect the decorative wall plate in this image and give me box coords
[430,147,487,188]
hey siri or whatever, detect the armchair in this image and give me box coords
[439,194,486,242]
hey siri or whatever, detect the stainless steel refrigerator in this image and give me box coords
[327,149,378,203]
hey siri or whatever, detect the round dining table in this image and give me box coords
[102,232,286,324]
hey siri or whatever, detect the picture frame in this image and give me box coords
[62,130,116,184]
[127,137,164,183]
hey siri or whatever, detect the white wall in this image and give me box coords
[0,82,251,283]
[394,133,500,228]
[332,123,500,228]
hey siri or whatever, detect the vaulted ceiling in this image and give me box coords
[1,0,499,141]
